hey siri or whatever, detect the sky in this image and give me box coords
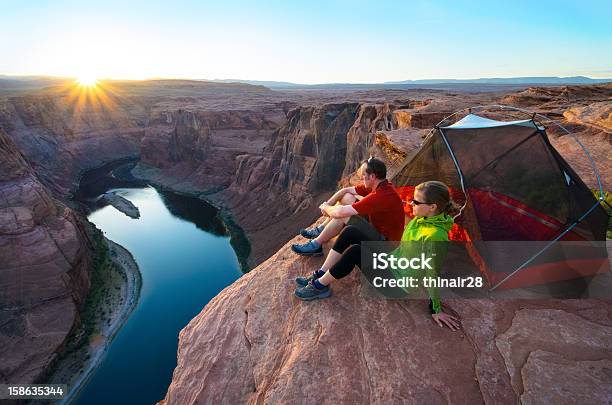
[1,0,611,84]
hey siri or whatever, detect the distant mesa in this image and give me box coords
[210,76,612,89]
[383,76,612,85]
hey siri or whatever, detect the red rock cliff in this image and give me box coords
[159,235,612,404]
[0,128,93,384]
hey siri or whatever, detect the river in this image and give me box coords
[73,164,243,404]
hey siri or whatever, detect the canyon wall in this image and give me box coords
[210,102,427,263]
[135,106,285,192]
[0,94,146,196]
[1,84,609,267]
[500,84,611,190]
[0,128,93,384]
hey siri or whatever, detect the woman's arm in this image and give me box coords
[424,240,461,331]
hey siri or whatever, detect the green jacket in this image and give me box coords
[390,213,454,314]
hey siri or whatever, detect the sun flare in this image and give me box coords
[76,75,98,87]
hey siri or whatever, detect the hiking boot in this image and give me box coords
[300,224,325,239]
[291,240,323,256]
[295,271,320,287]
[294,280,331,301]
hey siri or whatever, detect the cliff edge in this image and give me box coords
[160,235,612,404]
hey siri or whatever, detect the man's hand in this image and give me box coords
[319,202,330,217]
[432,312,460,331]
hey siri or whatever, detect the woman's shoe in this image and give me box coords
[294,281,331,301]
[295,271,318,287]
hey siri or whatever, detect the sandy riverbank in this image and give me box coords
[37,238,141,405]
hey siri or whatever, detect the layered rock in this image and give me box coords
[213,100,454,264]
[501,83,612,110]
[0,92,145,196]
[392,109,451,129]
[341,103,395,179]
[136,107,284,192]
[0,80,282,198]
[213,102,399,264]
[0,128,93,384]
[160,234,612,404]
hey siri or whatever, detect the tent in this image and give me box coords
[391,107,609,291]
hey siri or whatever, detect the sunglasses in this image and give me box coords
[409,199,432,206]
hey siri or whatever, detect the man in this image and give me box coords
[293,157,406,299]
[291,158,387,256]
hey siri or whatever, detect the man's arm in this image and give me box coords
[325,187,358,205]
[320,203,358,219]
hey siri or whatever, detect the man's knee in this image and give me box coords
[340,192,357,206]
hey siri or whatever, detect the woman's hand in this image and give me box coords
[432,312,460,331]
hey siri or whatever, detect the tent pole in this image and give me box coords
[437,128,468,220]
[535,113,605,200]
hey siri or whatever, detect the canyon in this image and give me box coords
[0,80,610,402]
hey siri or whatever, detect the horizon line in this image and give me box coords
[1,73,612,86]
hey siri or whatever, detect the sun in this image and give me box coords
[76,74,98,87]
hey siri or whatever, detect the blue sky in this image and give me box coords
[1,0,610,83]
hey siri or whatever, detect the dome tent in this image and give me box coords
[391,106,609,291]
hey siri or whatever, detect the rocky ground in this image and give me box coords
[159,237,612,404]
[0,80,610,398]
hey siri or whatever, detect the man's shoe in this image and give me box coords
[291,240,323,256]
[294,281,331,301]
[300,224,324,239]
[295,271,320,287]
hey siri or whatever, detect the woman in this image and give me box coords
[389,181,460,330]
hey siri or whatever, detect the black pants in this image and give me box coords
[328,226,363,279]
[329,223,385,279]
[329,221,408,299]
